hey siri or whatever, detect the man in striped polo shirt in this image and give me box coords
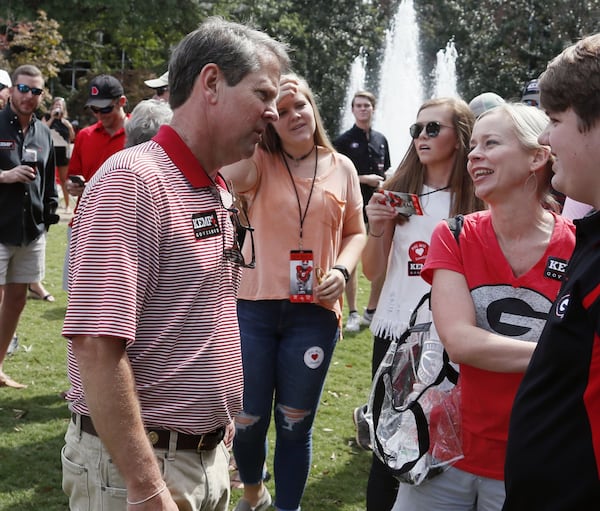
[61,18,289,511]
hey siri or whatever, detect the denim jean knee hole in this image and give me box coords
[235,412,261,432]
[277,404,310,431]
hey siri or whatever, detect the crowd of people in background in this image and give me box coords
[0,18,599,511]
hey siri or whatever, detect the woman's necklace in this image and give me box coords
[281,147,318,247]
[283,145,315,167]
[418,184,450,197]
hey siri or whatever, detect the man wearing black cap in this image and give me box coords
[67,74,128,193]
[63,75,128,289]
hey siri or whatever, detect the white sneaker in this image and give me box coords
[353,405,372,450]
[345,311,361,332]
[7,334,18,356]
[361,308,375,326]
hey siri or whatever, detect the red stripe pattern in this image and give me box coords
[63,140,243,434]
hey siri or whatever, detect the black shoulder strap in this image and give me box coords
[441,215,463,385]
[407,291,431,328]
[445,214,464,245]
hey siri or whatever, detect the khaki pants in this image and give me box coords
[61,416,230,511]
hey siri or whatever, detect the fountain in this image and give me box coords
[432,41,459,98]
[374,0,424,170]
[339,0,459,170]
[339,52,367,132]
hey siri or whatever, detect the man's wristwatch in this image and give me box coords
[332,265,350,283]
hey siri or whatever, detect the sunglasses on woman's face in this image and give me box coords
[16,83,44,96]
[409,121,453,139]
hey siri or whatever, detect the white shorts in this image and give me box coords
[0,234,46,285]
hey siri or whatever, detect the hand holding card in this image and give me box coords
[377,189,424,217]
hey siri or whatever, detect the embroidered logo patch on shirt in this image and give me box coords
[191,211,220,240]
[545,257,568,281]
[555,293,570,318]
[0,140,16,150]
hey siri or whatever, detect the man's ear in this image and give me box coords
[197,63,221,105]
[531,145,551,172]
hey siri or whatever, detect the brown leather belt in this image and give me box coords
[72,413,225,452]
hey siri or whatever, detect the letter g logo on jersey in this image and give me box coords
[555,294,570,318]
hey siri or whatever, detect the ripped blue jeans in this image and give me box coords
[233,299,339,511]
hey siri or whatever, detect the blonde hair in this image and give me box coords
[478,103,558,211]
[51,97,69,118]
[260,73,334,154]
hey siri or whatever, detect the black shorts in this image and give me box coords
[54,146,69,167]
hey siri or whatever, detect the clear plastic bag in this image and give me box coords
[365,303,463,485]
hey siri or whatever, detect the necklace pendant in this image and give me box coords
[283,145,315,167]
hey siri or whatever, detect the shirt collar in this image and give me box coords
[152,125,226,189]
[6,104,36,128]
[352,123,371,136]
[92,117,129,139]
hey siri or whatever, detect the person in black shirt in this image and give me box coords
[334,91,391,333]
[0,64,58,388]
[504,33,600,511]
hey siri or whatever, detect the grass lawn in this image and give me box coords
[0,220,376,511]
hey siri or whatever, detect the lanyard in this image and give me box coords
[282,147,318,249]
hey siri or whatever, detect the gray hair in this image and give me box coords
[168,17,289,109]
[124,99,173,148]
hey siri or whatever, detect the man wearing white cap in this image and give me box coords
[144,71,169,102]
[0,70,11,109]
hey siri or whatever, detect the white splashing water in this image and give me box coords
[339,52,367,133]
[374,0,424,170]
[433,41,459,98]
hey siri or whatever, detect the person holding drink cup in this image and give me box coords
[0,64,59,388]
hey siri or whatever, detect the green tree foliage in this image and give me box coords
[1,0,599,130]
[210,0,390,136]
[0,10,70,79]
[416,0,600,102]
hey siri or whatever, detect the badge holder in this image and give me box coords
[290,250,317,303]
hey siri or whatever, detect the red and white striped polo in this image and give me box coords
[63,125,243,434]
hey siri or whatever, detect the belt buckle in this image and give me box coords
[148,430,160,446]
[196,434,206,452]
